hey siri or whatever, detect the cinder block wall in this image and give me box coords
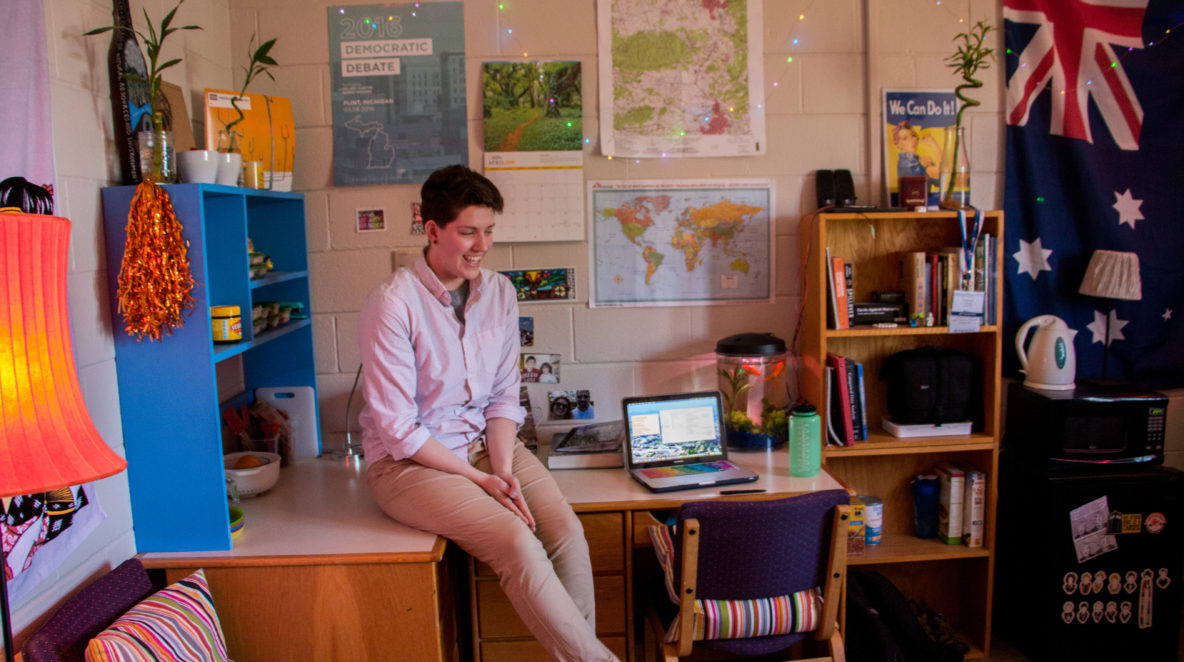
[227,0,1011,445]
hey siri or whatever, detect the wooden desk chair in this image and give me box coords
[645,489,851,661]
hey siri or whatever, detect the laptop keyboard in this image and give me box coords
[638,460,734,478]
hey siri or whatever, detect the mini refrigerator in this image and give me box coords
[995,456,1183,661]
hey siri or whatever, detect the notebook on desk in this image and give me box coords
[621,391,758,493]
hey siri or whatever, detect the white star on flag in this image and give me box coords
[1013,237,1053,280]
[1113,189,1144,228]
[1087,309,1129,346]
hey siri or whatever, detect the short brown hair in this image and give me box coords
[419,165,503,228]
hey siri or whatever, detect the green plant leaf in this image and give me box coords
[157,58,183,72]
[161,5,178,33]
[253,38,277,60]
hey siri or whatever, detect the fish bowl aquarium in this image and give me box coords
[716,333,789,450]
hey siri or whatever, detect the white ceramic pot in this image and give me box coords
[215,152,243,186]
[178,149,219,184]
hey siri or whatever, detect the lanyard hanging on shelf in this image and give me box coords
[957,207,984,290]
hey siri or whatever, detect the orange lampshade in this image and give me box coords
[0,213,127,498]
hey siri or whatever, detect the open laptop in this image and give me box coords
[621,391,758,492]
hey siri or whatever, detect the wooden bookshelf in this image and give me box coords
[801,210,1003,659]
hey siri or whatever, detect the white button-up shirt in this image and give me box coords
[357,256,524,464]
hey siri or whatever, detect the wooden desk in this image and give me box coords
[139,459,457,662]
[469,448,845,661]
[137,451,843,662]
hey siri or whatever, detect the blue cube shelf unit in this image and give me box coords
[101,184,320,553]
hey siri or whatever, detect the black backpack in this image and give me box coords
[846,568,965,662]
[879,346,979,426]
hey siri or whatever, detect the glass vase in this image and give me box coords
[137,127,176,183]
[939,126,970,207]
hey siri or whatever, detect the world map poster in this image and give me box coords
[588,180,774,307]
[597,0,765,157]
[327,2,466,185]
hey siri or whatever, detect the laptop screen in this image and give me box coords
[622,391,727,467]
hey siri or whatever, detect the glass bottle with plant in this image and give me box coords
[941,20,994,205]
[85,0,201,182]
[217,35,279,154]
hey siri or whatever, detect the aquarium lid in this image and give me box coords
[715,332,786,356]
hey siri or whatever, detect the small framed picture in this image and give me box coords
[521,352,559,383]
[519,317,534,346]
[499,267,576,302]
[546,389,593,420]
[357,207,386,233]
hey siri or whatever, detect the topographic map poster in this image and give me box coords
[589,180,773,308]
[328,3,466,185]
[596,0,765,158]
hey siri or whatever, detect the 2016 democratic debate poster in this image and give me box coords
[328,3,467,186]
[1004,0,1184,387]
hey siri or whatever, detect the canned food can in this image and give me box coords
[860,495,883,545]
[211,305,242,342]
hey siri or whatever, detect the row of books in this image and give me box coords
[825,233,998,330]
[824,353,867,446]
[901,233,998,326]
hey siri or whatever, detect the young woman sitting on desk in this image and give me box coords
[357,165,617,662]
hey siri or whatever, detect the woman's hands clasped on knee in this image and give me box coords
[476,472,536,531]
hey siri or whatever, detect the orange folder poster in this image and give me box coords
[204,89,295,191]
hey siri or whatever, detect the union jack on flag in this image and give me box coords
[1003,0,1184,387]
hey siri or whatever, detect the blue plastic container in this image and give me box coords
[912,474,940,539]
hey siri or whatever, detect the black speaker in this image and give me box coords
[834,169,856,207]
[815,169,835,208]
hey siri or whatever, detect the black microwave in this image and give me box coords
[1004,382,1168,466]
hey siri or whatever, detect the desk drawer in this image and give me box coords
[476,575,626,638]
[479,636,628,662]
[474,512,624,576]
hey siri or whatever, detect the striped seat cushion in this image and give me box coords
[649,524,821,643]
[85,569,229,662]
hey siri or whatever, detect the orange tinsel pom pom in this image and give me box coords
[117,181,196,341]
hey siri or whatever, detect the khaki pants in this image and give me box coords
[366,442,617,662]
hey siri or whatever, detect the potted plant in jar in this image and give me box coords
[215,35,279,156]
[941,20,994,206]
[209,35,279,186]
[85,0,201,183]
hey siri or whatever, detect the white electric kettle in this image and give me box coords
[1015,315,1077,390]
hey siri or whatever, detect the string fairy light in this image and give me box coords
[767,0,820,90]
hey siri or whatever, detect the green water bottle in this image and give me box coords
[788,403,821,477]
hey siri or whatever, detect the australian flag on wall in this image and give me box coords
[1003,0,1184,388]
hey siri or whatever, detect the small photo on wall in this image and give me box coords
[499,268,576,302]
[519,317,534,346]
[521,352,559,383]
[357,207,386,232]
